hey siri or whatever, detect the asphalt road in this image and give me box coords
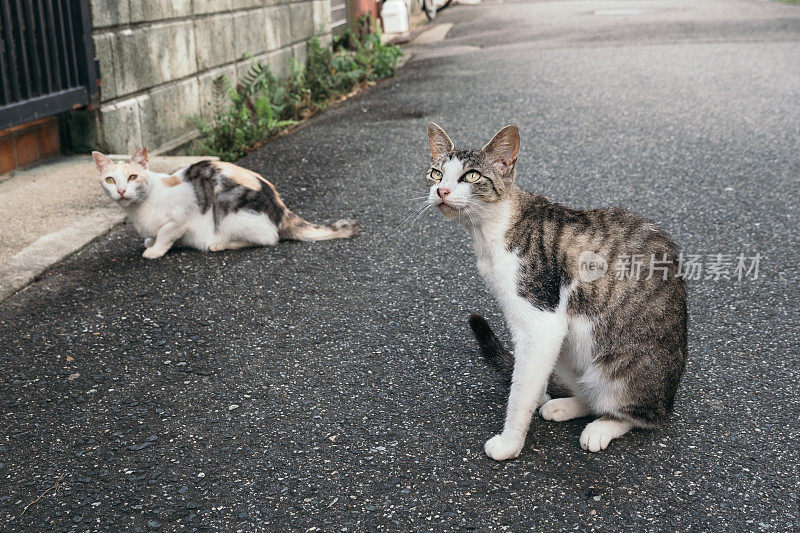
[2,0,799,530]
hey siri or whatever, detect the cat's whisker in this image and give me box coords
[464,208,477,229]
[403,196,431,202]
[463,201,489,220]
[392,201,432,235]
[405,203,433,229]
[466,195,489,208]
[466,202,488,215]
[402,201,429,219]
[409,201,433,221]
[399,203,434,233]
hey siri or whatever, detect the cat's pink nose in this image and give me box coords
[437,187,451,199]
[117,189,126,197]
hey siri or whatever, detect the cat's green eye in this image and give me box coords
[128,174,138,182]
[430,169,443,181]
[463,170,482,183]
[105,176,114,184]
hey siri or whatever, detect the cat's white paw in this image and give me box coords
[144,237,154,248]
[540,397,588,422]
[579,424,614,452]
[209,242,227,252]
[142,247,166,259]
[579,418,632,452]
[484,434,523,461]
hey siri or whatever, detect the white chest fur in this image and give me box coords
[471,209,545,340]
[125,181,195,238]
[469,206,571,345]
[472,215,518,307]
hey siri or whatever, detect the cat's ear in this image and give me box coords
[428,123,454,161]
[482,125,520,177]
[92,151,113,174]
[130,146,149,170]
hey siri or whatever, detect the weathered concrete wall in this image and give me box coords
[81,0,331,155]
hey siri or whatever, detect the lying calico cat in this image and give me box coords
[424,123,687,458]
[93,148,359,258]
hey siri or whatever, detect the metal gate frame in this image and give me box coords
[0,0,98,130]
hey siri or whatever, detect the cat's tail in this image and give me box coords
[278,211,360,241]
[468,313,514,373]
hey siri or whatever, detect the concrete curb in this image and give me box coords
[399,23,462,63]
[0,208,125,302]
[408,23,454,46]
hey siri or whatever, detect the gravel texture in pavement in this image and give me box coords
[1,0,798,530]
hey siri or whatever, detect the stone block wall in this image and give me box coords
[80,0,332,155]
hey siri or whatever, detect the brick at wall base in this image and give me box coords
[0,118,61,175]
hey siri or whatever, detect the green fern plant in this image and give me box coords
[191,22,401,161]
[192,66,295,161]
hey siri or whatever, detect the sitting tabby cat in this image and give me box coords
[424,123,687,459]
[93,148,359,258]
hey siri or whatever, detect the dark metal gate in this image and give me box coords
[0,0,98,130]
